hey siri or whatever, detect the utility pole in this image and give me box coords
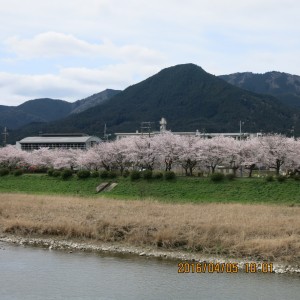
[239,121,244,177]
[141,122,153,137]
[103,123,111,141]
[2,127,8,147]
[239,120,244,140]
[291,126,295,139]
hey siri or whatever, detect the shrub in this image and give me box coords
[100,170,109,179]
[277,175,287,183]
[47,169,54,176]
[0,169,9,176]
[91,171,100,178]
[108,171,117,179]
[210,173,225,182]
[142,170,153,180]
[153,172,163,179]
[165,171,176,180]
[123,170,130,178]
[130,170,141,181]
[13,169,23,176]
[77,170,90,179]
[61,169,73,180]
[52,170,61,177]
[293,175,300,181]
[265,175,274,182]
[226,174,235,181]
[33,167,48,174]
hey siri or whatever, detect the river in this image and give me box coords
[0,242,299,300]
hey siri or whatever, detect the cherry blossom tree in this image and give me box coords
[176,135,200,176]
[259,134,294,175]
[200,136,236,174]
[109,138,135,174]
[0,145,27,170]
[52,149,80,170]
[1,133,300,178]
[84,142,119,171]
[238,137,263,177]
[125,136,159,171]
[152,132,181,171]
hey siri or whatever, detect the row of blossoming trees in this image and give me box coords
[0,133,299,177]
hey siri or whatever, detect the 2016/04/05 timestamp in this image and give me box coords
[178,262,273,273]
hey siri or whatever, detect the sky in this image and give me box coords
[0,0,300,106]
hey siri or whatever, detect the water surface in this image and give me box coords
[0,242,299,299]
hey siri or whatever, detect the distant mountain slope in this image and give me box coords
[0,89,120,130]
[220,71,300,108]
[8,63,297,143]
[0,105,46,129]
[18,98,73,122]
[71,89,121,114]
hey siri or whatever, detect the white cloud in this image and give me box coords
[0,32,167,105]
[0,62,166,106]
[1,0,300,105]
[4,32,165,64]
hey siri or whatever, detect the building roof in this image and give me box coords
[19,136,101,144]
[39,133,89,137]
[115,131,259,138]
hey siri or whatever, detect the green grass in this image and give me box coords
[0,174,100,197]
[0,174,300,204]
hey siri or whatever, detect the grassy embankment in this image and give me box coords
[0,193,299,263]
[0,174,300,204]
[0,175,299,263]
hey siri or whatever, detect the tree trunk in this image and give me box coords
[211,165,216,174]
[248,164,255,178]
[276,159,281,175]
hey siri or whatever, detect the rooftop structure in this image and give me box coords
[16,134,101,151]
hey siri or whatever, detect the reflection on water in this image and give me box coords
[0,242,299,300]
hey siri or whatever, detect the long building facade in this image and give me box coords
[115,118,262,140]
[16,133,101,151]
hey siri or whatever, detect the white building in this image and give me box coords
[16,133,101,151]
[115,118,262,140]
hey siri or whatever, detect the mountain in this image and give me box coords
[18,98,73,122]
[220,72,300,109]
[8,64,297,143]
[0,99,65,129]
[0,89,121,130]
[70,89,121,114]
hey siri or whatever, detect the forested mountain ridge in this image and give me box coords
[0,89,120,130]
[220,71,300,109]
[0,99,69,129]
[70,89,120,114]
[7,64,298,143]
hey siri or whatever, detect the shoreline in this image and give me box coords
[1,235,300,275]
[1,193,300,273]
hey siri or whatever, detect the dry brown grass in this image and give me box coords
[0,193,299,263]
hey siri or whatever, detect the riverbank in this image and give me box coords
[0,193,299,271]
[1,235,299,275]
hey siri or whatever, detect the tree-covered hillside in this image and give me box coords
[220,71,300,109]
[1,89,120,131]
[8,64,298,143]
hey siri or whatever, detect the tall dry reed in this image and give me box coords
[0,193,299,263]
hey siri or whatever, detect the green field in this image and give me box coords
[0,174,300,204]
